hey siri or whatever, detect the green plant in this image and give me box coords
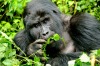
[0,0,100,66]
[52,0,100,20]
[68,50,100,66]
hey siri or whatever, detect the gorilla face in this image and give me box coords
[24,9,64,41]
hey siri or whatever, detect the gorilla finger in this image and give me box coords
[34,39,46,44]
[36,49,44,55]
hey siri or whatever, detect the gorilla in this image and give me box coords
[14,0,100,66]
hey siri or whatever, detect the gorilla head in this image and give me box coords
[24,0,63,40]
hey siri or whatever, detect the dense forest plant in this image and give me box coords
[52,0,100,20]
[0,0,100,66]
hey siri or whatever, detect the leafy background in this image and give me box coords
[0,0,100,66]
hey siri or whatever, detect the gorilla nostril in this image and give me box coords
[46,32,49,34]
[42,33,46,36]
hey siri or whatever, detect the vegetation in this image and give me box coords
[52,0,100,20]
[0,0,100,66]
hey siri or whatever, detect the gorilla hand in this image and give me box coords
[27,39,46,56]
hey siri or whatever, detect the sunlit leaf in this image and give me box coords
[68,60,75,66]
[0,43,8,52]
[3,59,12,66]
[9,49,16,57]
[52,34,60,41]
[79,53,90,62]
[68,1,74,6]
[34,62,42,66]
[0,52,5,59]
[46,64,51,66]
[34,56,40,62]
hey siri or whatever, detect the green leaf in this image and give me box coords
[45,64,51,66]
[2,58,20,66]
[68,1,74,6]
[4,23,12,29]
[34,56,40,62]
[92,49,100,57]
[79,53,90,62]
[6,12,13,18]
[68,60,75,66]
[74,59,82,66]
[52,34,60,41]
[0,43,8,52]
[97,49,100,56]
[0,31,12,42]
[81,62,91,66]
[13,19,20,23]
[34,62,42,66]
[9,49,16,57]
[2,59,12,66]
[46,38,50,44]
[34,56,42,66]
[76,6,81,10]
[0,52,5,60]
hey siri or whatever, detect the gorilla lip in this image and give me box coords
[41,32,55,40]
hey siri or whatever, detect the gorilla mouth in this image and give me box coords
[41,31,55,40]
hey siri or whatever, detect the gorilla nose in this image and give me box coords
[41,31,50,39]
[42,31,49,36]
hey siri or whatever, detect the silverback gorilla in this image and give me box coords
[14,0,100,66]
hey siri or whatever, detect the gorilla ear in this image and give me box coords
[61,14,72,31]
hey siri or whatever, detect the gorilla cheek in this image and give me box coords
[50,22,63,36]
[30,28,40,39]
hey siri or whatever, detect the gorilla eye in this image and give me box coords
[43,18,49,24]
[34,23,40,28]
[27,12,31,15]
[28,13,30,14]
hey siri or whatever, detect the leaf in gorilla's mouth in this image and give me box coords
[46,33,61,44]
[41,34,61,61]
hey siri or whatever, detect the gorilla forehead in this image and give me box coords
[25,0,60,15]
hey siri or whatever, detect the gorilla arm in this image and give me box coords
[14,30,30,56]
[60,14,75,54]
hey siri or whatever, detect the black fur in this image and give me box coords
[69,13,100,52]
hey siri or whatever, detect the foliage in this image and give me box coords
[0,0,34,66]
[68,50,100,66]
[0,0,29,39]
[52,0,100,20]
[42,34,61,61]
[0,31,20,66]
[0,0,100,66]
